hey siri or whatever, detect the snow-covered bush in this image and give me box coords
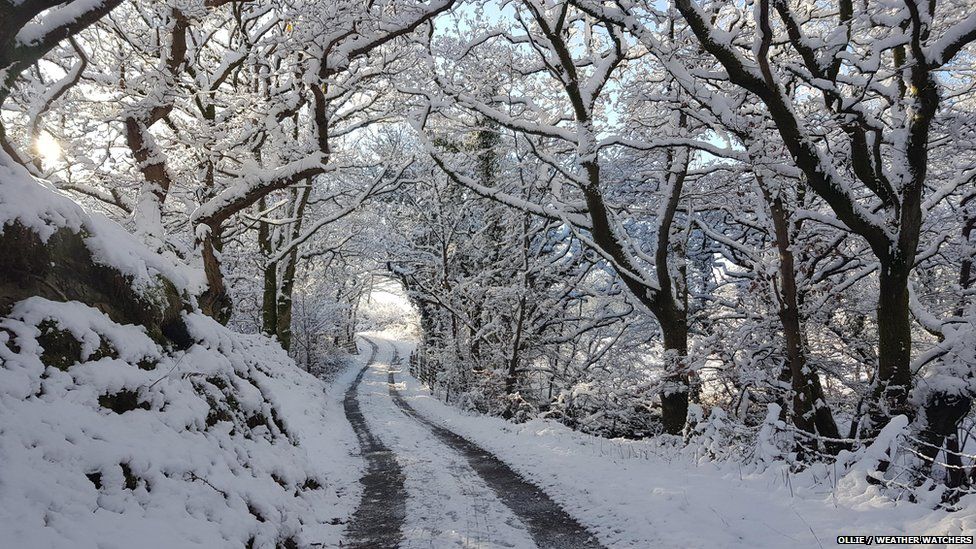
[548,377,662,440]
[683,405,735,462]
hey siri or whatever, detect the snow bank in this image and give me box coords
[0,298,357,548]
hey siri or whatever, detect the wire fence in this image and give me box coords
[761,413,976,507]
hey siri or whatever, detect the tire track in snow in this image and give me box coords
[385,342,606,549]
[342,338,406,548]
[360,338,534,548]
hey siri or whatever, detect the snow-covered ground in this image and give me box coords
[383,336,976,548]
[256,344,364,547]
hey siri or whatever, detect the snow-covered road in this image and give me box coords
[342,336,603,548]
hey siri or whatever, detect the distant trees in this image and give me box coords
[386,129,630,418]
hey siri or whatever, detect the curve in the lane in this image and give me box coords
[342,338,407,549]
[384,344,606,549]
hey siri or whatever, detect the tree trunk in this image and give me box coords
[764,188,844,453]
[276,251,298,351]
[659,315,689,436]
[262,260,277,335]
[199,224,231,324]
[259,198,278,336]
[871,267,914,430]
[504,295,527,396]
[269,185,311,351]
[919,393,971,488]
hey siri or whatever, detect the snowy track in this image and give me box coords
[386,352,604,548]
[343,336,603,548]
[342,338,407,548]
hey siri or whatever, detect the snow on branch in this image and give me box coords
[328,0,457,71]
[191,153,333,226]
[413,121,592,229]
[2,0,123,100]
[927,13,976,66]
[271,159,414,263]
[599,135,747,162]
